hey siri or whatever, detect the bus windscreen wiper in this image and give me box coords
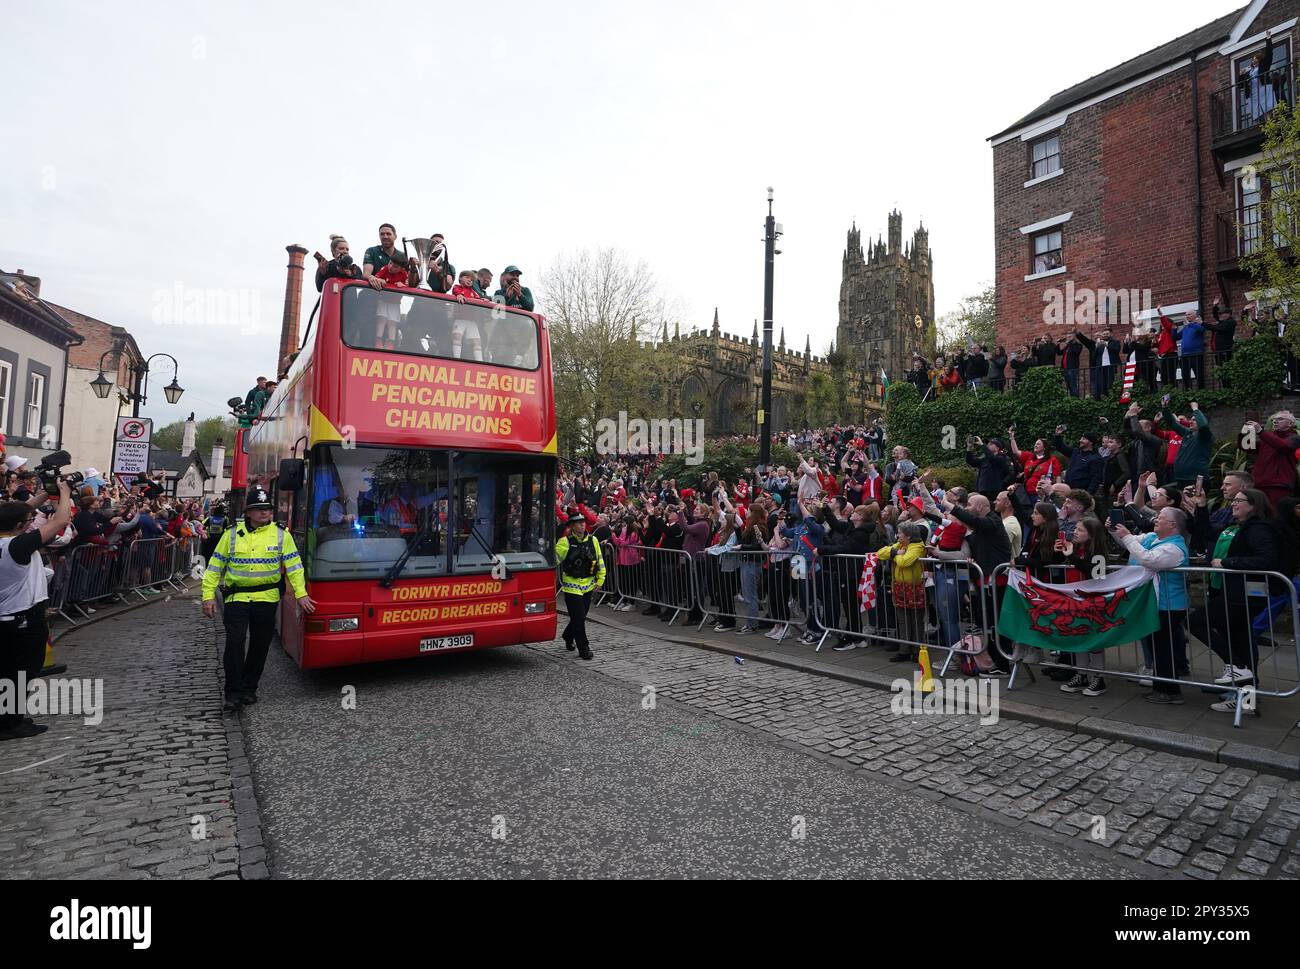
[380,521,438,588]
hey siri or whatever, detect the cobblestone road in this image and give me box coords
[246,636,1131,878]
[0,595,245,880]
[542,625,1300,879]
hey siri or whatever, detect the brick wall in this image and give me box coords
[993,1,1300,352]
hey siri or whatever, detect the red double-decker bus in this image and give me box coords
[239,279,558,668]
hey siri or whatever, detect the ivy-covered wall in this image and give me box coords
[885,336,1286,466]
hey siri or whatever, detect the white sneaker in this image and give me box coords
[763,625,782,640]
[1213,665,1254,685]
[1210,696,1259,716]
[618,602,636,612]
[1137,665,1153,687]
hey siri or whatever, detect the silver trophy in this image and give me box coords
[403,237,434,288]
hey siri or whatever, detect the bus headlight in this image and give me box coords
[524,601,549,615]
[328,617,360,632]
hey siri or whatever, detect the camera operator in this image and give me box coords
[314,235,364,292]
[0,479,72,739]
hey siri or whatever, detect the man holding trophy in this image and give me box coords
[363,223,418,350]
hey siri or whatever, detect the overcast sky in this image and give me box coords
[2,0,1237,425]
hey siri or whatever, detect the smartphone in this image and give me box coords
[1108,508,1125,527]
[1196,475,1204,493]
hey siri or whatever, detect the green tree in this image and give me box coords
[935,283,997,354]
[825,344,853,423]
[153,416,238,455]
[806,371,838,427]
[541,248,683,456]
[1242,100,1300,353]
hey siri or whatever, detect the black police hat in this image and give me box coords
[245,486,272,510]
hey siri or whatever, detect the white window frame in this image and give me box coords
[0,361,10,435]
[1028,133,1062,183]
[26,371,45,439]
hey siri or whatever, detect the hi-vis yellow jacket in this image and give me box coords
[555,533,605,596]
[201,520,308,604]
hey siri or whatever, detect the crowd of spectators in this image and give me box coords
[2,454,216,616]
[556,405,1300,718]
[908,300,1299,401]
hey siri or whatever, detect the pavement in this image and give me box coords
[583,597,1300,773]
[0,587,253,879]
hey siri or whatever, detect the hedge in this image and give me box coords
[885,335,1287,467]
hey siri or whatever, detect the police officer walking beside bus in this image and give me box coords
[556,512,604,660]
[202,486,315,712]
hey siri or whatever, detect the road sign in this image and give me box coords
[112,416,153,478]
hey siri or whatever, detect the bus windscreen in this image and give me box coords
[341,286,539,371]
[307,445,554,581]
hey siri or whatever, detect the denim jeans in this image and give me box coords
[1065,367,1080,397]
[932,565,965,650]
[740,563,761,626]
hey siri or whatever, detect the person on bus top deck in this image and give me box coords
[314,234,364,292]
[451,270,479,301]
[363,223,418,351]
[556,512,604,661]
[202,485,316,713]
[473,268,494,301]
[425,233,455,294]
[494,266,535,312]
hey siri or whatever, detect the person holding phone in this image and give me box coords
[1159,402,1213,487]
[1240,410,1300,510]
[314,234,363,292]
[1112,508,1191,702]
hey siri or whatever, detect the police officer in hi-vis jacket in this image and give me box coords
[202,486,315,712]
[555,512,604,660]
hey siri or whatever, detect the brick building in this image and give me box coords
[990,0,1298,355]
[47,301,145,476]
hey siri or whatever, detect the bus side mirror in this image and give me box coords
[278,459,305,492]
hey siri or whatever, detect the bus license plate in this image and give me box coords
[419,634,474,653]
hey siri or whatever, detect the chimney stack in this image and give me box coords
[280,244,308,374]
[211,437,226,489]
[181,412,197,457]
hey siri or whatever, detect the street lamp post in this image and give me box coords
[759,188,781,470]
[90,350,184,416]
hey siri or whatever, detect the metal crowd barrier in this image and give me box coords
[592,542,618,607]
[692,548,791,637]
[808,555,991,670]
[57,543,124,620]
[117,537,176,600]
[46,536,200,625]
[609,544,695,623]
[989,562,1300,728]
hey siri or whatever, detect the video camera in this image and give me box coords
[34,450,83,497]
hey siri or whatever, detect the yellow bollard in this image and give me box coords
[41,638,68,677]
[917,644,936,694]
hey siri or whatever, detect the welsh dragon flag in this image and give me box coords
[999,567,1160,652]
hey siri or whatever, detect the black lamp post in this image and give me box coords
[90,350,184,416]
[759,188,782,470]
